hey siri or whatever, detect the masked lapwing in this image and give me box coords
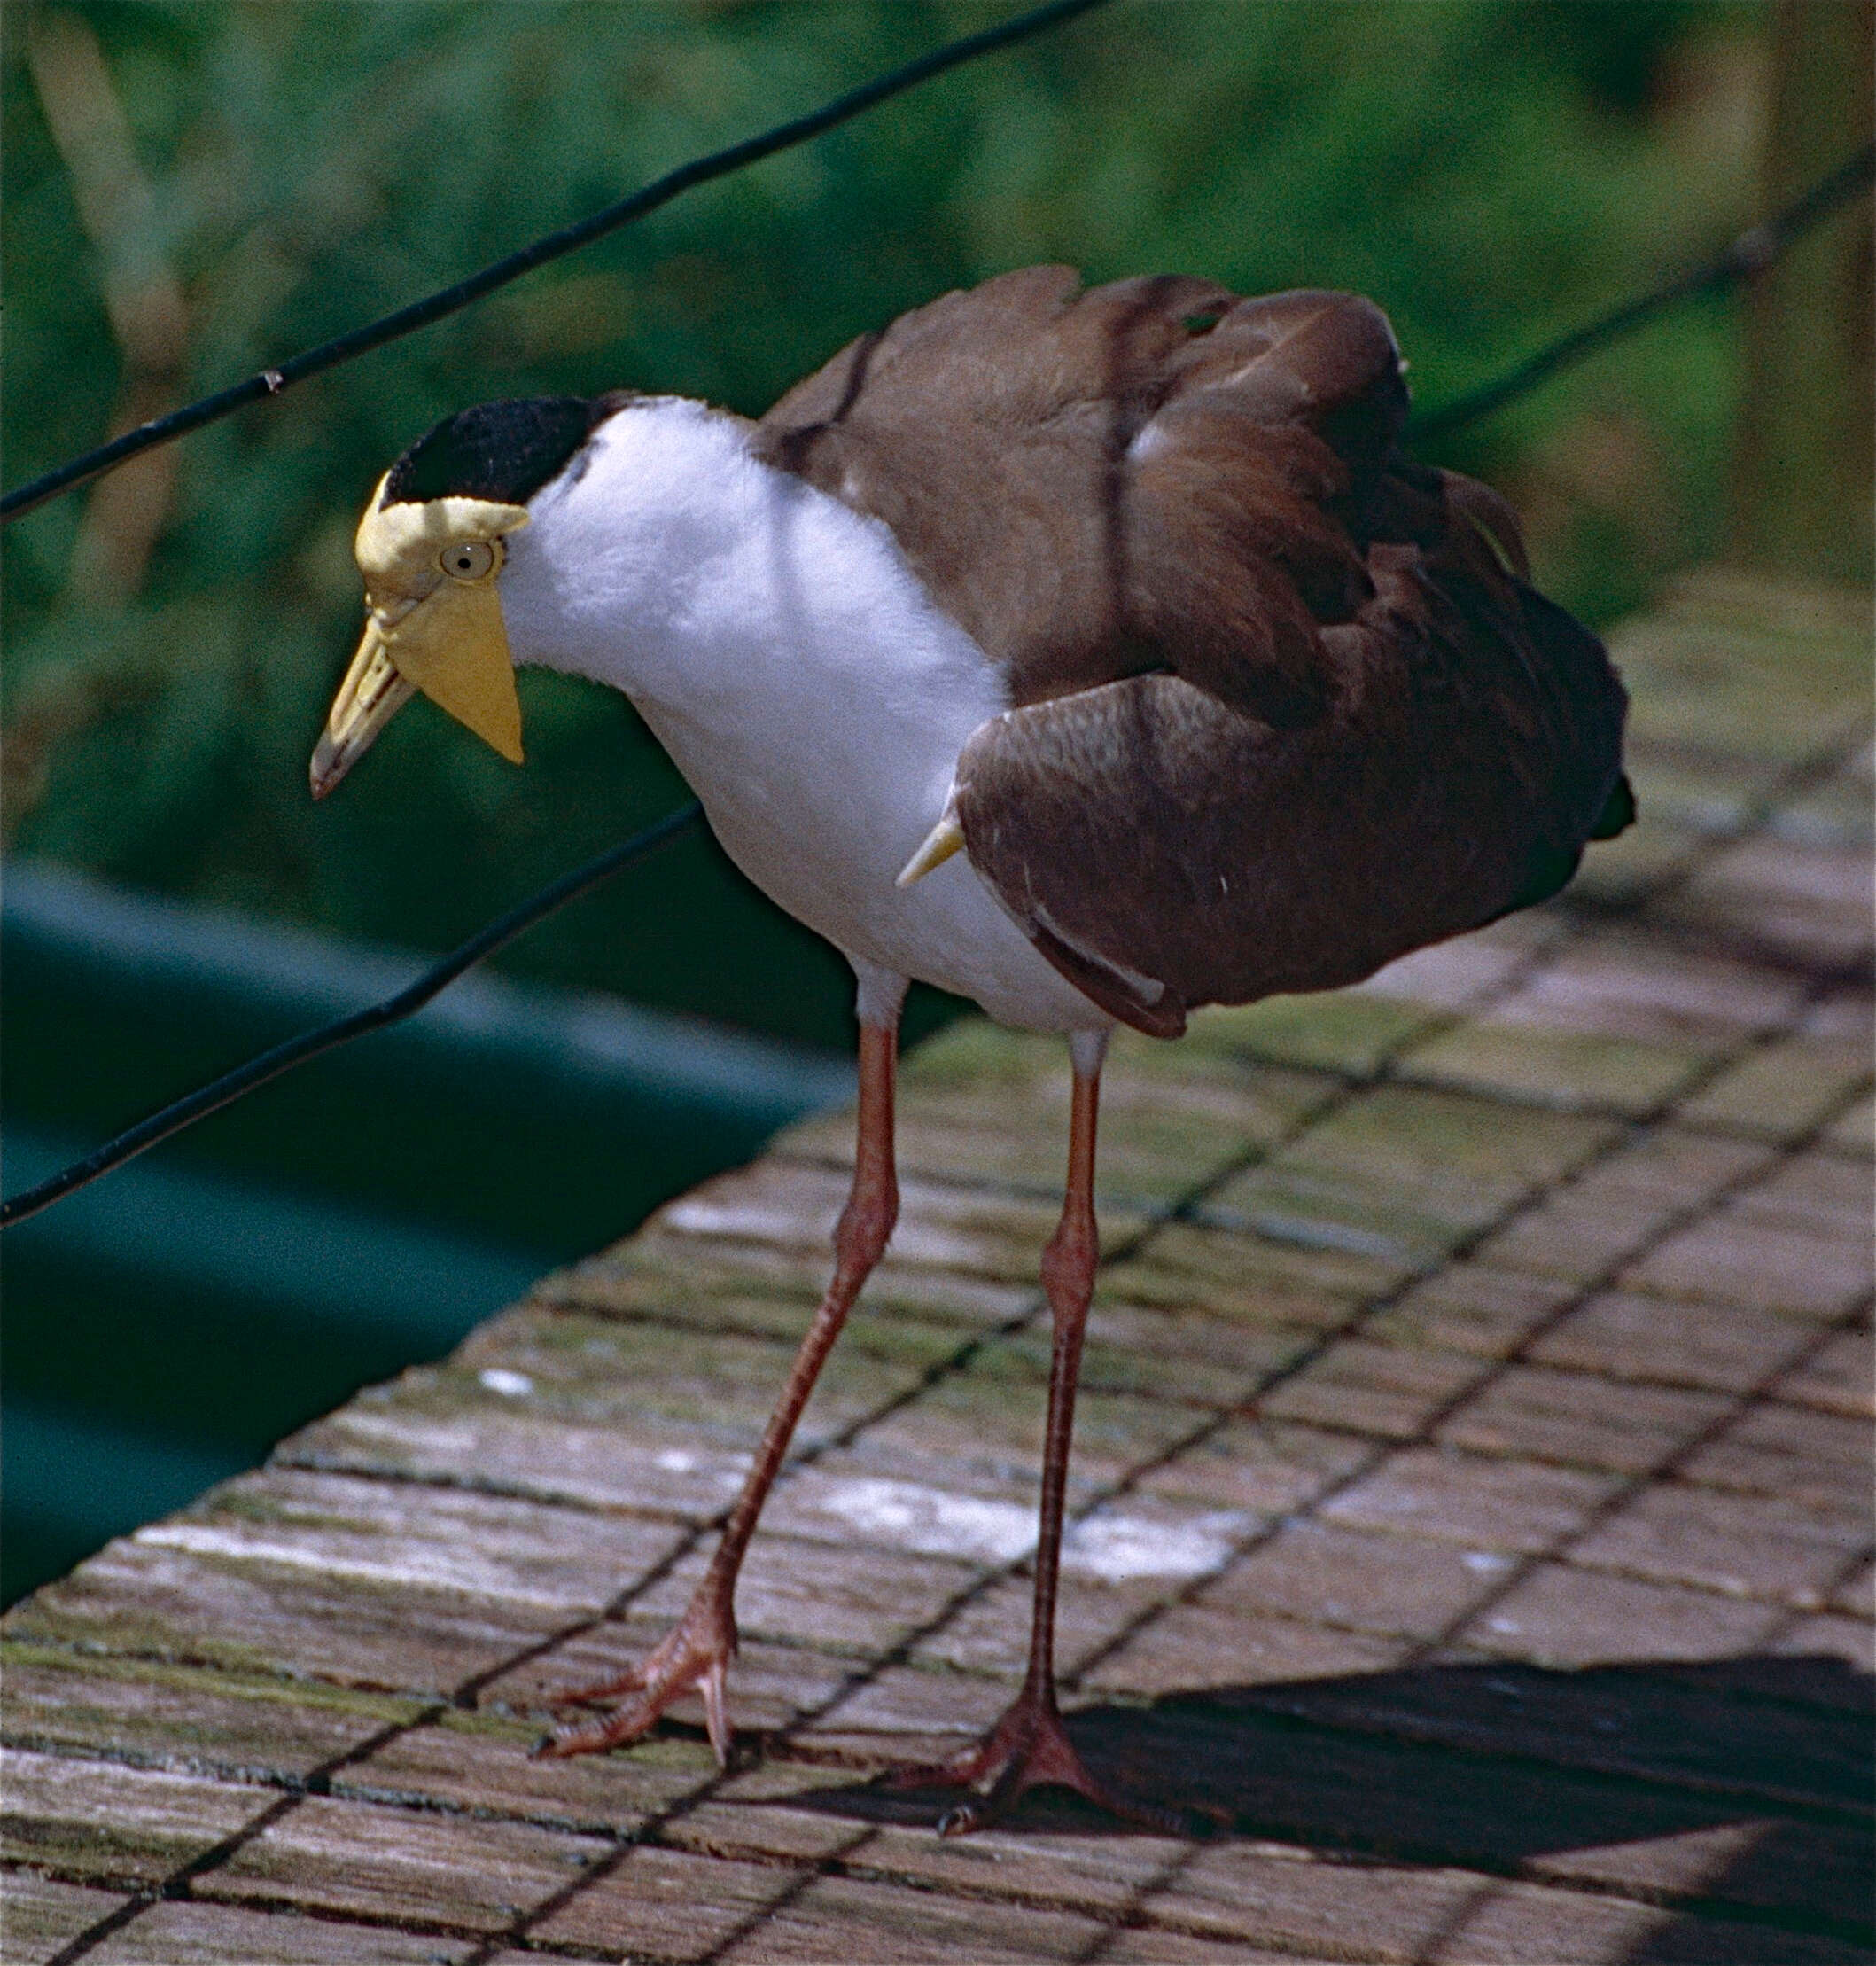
[312,269,1631,1832]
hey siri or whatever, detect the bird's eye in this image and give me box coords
[440,541,496,581]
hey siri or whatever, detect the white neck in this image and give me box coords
[495,396,1107,1035]
[500,397,975,722]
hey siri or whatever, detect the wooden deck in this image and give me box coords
[4,566,1872,1965]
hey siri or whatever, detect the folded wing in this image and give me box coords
[758,269,1630,1036]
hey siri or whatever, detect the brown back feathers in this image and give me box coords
[757,269,1630,1037]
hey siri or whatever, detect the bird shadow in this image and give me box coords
[768,1653,1872,1960]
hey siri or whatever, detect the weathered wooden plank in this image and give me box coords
[1525,1287,1821,1395]
[1460,1561,1781,1669]
[665,1759,1186,1913]
[1,1747,269,1889]
[1780,1328,1876,1419]
[4,1468,689,1698]
[1097,1932,1295,1965]
[1092,1217,1390,1333]
[557,1237,1039,1337]
[992,1294,1319,1407]
[283,1396,770,1522]
[1430,1877,1869,1965]
[1127,1416,1372,1518]
[333,1708,708,1835]
[891,1696,1876,1930]
[1770,1617,1875,1693]
[1201,1520,1512,1643]
[1080,1597,1410,1696]
[1184,983,1453,1076]
[909,1569,1176,1683]
[1260,1338,1491,1440]
[199,1793,611,1934]
[1475,1127,1779,1291]
[1438,1365,1734,1474]
[628,1531,981,1661]
[708,1871,1108,1964]
[1134,1845,1500,1963]
[1611,570,1871,768]
[1569,1483,1872,1606]
[785,1655,1047,1762]
[759,1445,1253,1586]
[523,1843,802,1961]
[1823,1088,1873,1157]
[0,1870,132,1964]
[816,1667,1874,1945]
[1400,1007,1716,1120]
[6,1538,568,1697]
[1203,1085,1618,1274]
[1320,1447,1623,1554]
[1366,1264,1579,1362]
[1682,1402,1874,1511]
[1680,990,1875,1143]
[1,568,1864,1966]
[1660,833,1875,969]
[82,1900,480,1964]
[827,1362,1200,1494]
[1117,1415,1368,1517]
[1627,1193,1875,1319]
[440,1301,948,1446]
[0,1646,419,1783]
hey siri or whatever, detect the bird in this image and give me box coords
[309,268,1631,1833]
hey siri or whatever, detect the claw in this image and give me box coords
[888,1686,1175,1836]
[533,1583,738,1764]
[700,1656,732,1765]
[545,1663,650,1709]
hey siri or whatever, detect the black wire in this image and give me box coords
[1410,141,1876,444]
[0,0,1112,524]
[0,802,703,1230]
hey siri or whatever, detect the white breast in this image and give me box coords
[499,400,1109,1034]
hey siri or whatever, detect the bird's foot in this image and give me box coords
[890,1685,1177,1837]
[534,1580,737,1765]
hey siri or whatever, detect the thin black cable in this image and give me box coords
[1410,141,1875,443]
[1,0,1111,523]
[0,801,703,1231]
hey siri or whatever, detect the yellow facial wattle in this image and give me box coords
[310,476,531,798]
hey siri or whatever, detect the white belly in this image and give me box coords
[637,688,1108,1034]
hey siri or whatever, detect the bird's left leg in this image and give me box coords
[893,1028,1143,1834]
[540,963,905,1763]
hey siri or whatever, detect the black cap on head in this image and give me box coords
[382,395,625,508]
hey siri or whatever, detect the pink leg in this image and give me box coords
[541,1010,901,1764]
[895,1035,1156,1834]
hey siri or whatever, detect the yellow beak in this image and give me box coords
[310,624,416,799]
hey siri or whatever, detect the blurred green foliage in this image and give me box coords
[4,0,1767,1049]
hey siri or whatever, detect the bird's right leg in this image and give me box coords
[539,965,905,1765]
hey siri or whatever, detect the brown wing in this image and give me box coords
[757,269,1628,1036]
[754,270,1403,722]
[951,536,1628,1036]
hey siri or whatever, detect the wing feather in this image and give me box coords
[755,269,1629,1034]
